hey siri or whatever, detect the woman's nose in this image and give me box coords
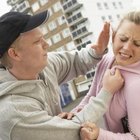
[123,41,132,50]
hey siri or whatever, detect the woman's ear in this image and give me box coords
[7,48,20,61]
[111,27,116,43]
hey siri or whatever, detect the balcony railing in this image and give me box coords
[77,40,91,50]
[67,12,82,23]
[11,0,30,12]
[72,26,87,38]
[62,0,83,13]
[68,17,87,27]
[7,0,23,6]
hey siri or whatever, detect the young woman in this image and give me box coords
[75,10,140,140]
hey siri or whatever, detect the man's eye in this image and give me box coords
[34,40,40,44]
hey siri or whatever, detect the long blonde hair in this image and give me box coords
[117,10,140,30]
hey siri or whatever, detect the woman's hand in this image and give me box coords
[102,68,124,94]
[80,122,99,140]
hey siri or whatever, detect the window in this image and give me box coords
[97,2,102,10]
[86,71,95,78]
[112,2,117,9]
[77,29,82,35]
[77,13,82,18]
[86,41,91,44]
[62,28,71,38]
[108,15,113,22]
[104,2,109,9]
[67,18,72,23]
[52,33,61,44]
[82,43,86,48]
[91,71,95,77]
[72,32,77,38]
[118,2,123,8]
[101,16,106,22]
[47,38,52,46]
[82,27,87,32]
[86,73,91,79]
[63,4,67,10]
[48,21,57,31]
[53,2,62,12]
[72,0,77,4]
[39,0,48,6]
[86,71,95,79]
[68,1,72,7]
[76,39,82,44]
[40,26,48,35]
[15,1,30,12]
[48,8,53,16]
[77,46,81,50]
[72,15,77,21]
[56,46,65,52]
[71,25,77,30]
[57,16,66,25]
[61,0,68,4]
[116,14,120,19]
[66,41,75,51]
[32,2,40,12]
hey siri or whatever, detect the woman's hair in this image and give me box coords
[117,10,140,30]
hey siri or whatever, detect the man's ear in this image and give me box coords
[7,48,20,61]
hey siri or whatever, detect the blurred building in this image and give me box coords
[6,0,132,106]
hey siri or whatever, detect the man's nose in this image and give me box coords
[42,38,49,49]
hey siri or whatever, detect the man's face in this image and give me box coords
[17,27,49,72]
[113,20,140,66]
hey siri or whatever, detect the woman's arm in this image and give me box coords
[80,123,135,140]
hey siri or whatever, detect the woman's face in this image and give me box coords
[113,20,140,66]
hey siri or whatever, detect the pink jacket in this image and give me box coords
[73,53,140,140]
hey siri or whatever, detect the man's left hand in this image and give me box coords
[80,122,99,140]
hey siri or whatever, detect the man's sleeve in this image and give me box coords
[11,89,112,140]
[47,45,104,84]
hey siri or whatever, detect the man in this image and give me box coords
[0,10,124,140]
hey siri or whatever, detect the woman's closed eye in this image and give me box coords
[133,40,140,47]
[120,37,128,42]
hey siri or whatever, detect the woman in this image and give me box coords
[75,10,140,140]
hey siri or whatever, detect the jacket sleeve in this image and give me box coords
[97,129,135,140]
[47,45,104,84]
[72,66,99,113]
[11,89,112,140]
